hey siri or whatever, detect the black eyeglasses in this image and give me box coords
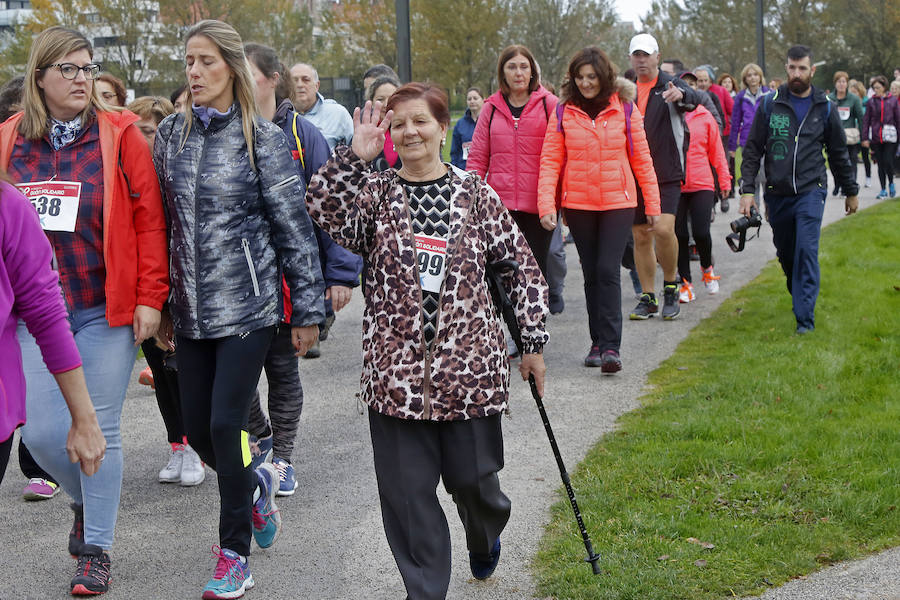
[40,63,102,80]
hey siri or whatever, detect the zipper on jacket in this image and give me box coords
[193,133,210,331]
[241,238,261,296]
[513,118,519,210]
[792,108,811,194]
[401,187,434,419]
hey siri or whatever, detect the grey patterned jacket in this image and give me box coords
[154,106,325,339]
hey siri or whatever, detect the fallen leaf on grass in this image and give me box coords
[694,559,707,567]
[686,537,715,549]
[657,555,670,561]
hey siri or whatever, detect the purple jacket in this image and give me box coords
[728,87,770,152]
[1,181,81,442]
[862,94,900,143]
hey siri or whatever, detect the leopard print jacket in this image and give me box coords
[306,145,549,421]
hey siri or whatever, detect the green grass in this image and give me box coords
[534,200,900,599]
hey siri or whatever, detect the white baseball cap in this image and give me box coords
[629,33,659,55]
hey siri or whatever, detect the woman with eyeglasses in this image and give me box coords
[0,26,168,596]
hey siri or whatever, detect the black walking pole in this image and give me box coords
[485,260,601,575]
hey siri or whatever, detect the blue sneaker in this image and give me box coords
[201,546,254,599]
[248,433,273,471]
[876,189,888,199]
[890,182,896,198]
[469,538,501,580]
[272,457,298,497]
[252,463,281,548]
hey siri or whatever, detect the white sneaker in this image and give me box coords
[865,176,871,188]
[702,266,720,294]
[180,444,206,486]
[678,280,695,303]
[159,444,184,483]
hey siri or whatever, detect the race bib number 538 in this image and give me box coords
[16,181,81,232]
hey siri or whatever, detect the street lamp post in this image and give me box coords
[396,0,411,83]
[756,0,765,76]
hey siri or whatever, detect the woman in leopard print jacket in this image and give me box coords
[306,83,548,599]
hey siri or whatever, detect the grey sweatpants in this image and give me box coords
[368,409,511,600]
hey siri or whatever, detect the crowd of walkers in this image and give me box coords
[0,17,888,600]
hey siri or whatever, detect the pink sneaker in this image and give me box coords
[23,477,60,501]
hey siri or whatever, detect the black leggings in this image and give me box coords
[176,326,275,556]
[860,144,871,177]
[676,190,716,282]
[564,207,634,353]
[141,340,184,444]
[0,433,12,485]
[871,141,897,189]
[248,325,304,461]
[510,210,553,278]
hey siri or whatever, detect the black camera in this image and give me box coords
[726,205,763,252]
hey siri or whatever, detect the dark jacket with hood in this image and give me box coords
[271,99,362,292]
[450,108,478,169]
[635,69,703,185]
[740,84,858,198]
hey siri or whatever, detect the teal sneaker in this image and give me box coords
[201,546,253,599]
[252,463,281,548]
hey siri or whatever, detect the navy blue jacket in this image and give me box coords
[450,109,478,169]
[273,99,362,288]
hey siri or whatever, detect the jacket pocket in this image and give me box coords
[241,238,261,297]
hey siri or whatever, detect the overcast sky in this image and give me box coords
[615,0,653,29]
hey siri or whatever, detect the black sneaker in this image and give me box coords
[69,503,84,558]
[469,538,501,580]
[720,196,730,213]
[71,544,111,595]
[629,294,658,320]
[600,350,622,373]
[584,345,603,367]
[662,284,680,320]
[302,338,321,359]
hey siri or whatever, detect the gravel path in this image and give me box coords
[1,175,895,599]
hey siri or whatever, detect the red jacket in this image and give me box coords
[683,105,731,194]
[537,83,660,217]
[708,83,734,137]
[0,110,168,327]
[466,86,558,214]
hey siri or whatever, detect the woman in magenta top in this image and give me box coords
[0,177,105,483]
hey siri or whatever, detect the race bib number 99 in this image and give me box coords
[415,234,447,294]
[16,181,81,232]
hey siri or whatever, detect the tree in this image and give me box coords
[313,0,397,81]
[504,0,619,89]
[411,0,507,96]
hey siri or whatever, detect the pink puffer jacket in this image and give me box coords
[466,86,558,214]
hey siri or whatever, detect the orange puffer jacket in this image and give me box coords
[537,79,660,218]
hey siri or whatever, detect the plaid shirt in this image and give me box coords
[8,118,106,311]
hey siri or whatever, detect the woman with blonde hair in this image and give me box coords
[154,20,324,599]
[0,26,168,595]
[728,63,769,200]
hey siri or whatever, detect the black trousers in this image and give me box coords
[676,190,716,281]
[368,409,511,600]
[248,325,304,461]
[141,340,184,444]
[176,326,275,556]
[0,432,13,485]
[565,207,634,353]
[871,141,897,189]
[510,210,552,277]
[860,144,872,177]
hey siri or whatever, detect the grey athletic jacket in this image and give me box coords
[154,105,325,339]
